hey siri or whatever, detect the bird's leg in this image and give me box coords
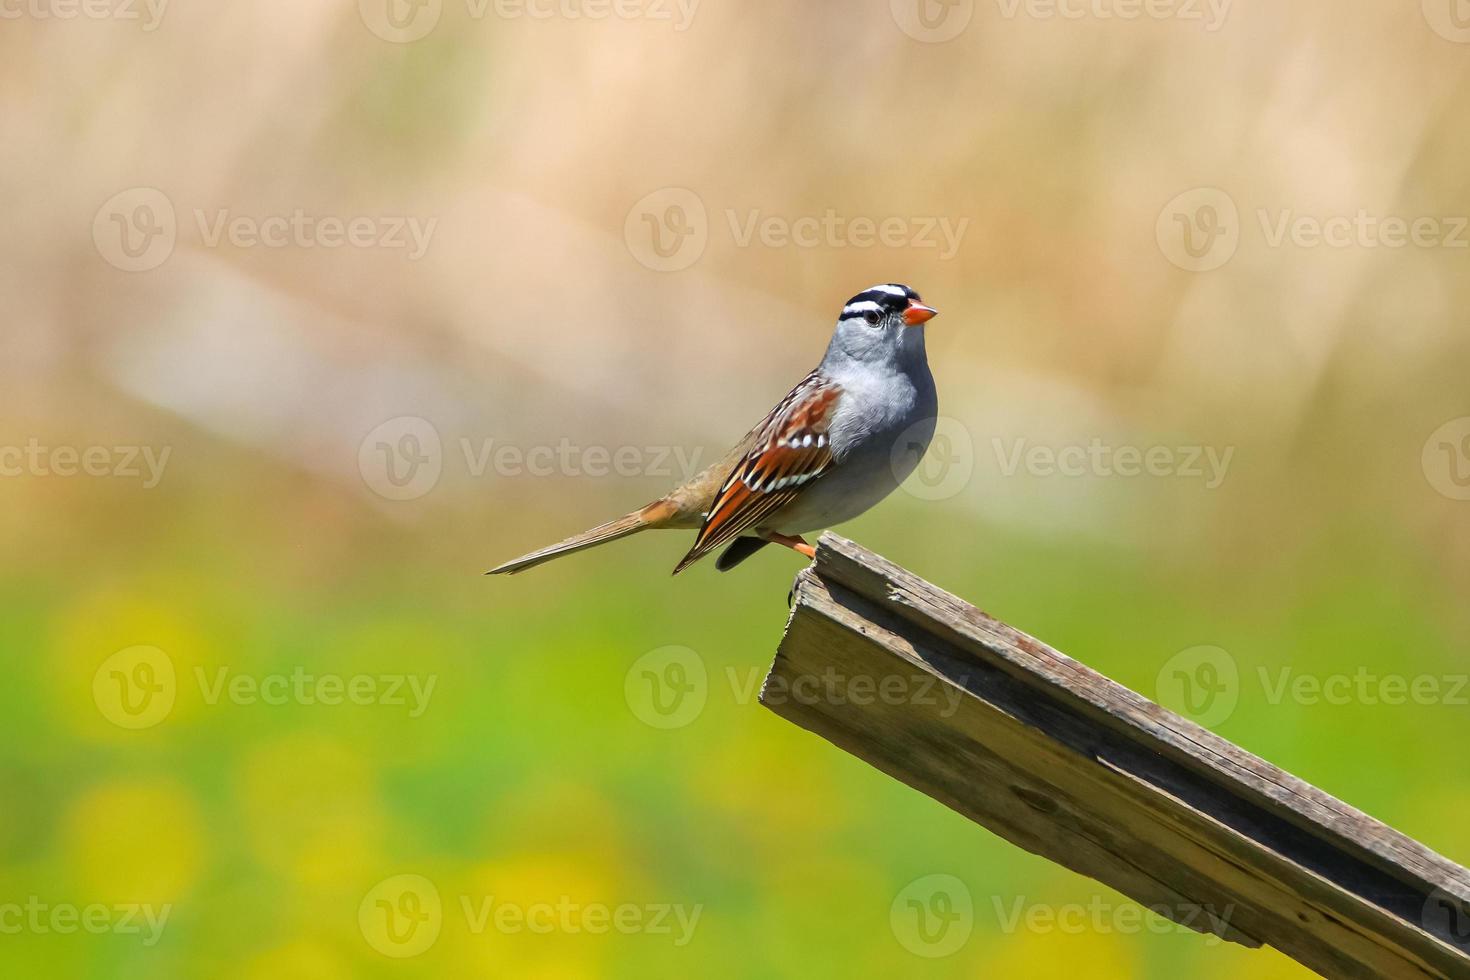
[761,531,816,559]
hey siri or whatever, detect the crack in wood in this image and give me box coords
[762,534,1470,979]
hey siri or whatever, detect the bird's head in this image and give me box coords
[824,283,937,368]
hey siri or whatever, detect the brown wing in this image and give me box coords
[672,373,842,574]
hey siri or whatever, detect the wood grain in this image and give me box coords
[763,534,1470,979]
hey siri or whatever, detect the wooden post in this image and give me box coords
[763,534,1470,979]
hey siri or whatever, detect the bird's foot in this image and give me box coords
[762,532,815,560]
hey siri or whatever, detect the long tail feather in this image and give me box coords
[487,501,670,575]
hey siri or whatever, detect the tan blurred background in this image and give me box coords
[3,1,1470,977]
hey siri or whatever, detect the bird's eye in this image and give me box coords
[863,311,881,326]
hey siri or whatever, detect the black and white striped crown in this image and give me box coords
[840,283,920,321]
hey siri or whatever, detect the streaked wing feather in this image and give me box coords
[672,374,841,573]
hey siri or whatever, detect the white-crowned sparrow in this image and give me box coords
[489,283,939,575]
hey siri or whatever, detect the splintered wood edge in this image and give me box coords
[809,534,1470,905]
[760,534,1470,979]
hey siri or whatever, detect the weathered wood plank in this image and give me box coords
[761,534,1470,979]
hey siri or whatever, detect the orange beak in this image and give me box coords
[903,301,938,326]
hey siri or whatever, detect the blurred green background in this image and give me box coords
[3,0,1470,977]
